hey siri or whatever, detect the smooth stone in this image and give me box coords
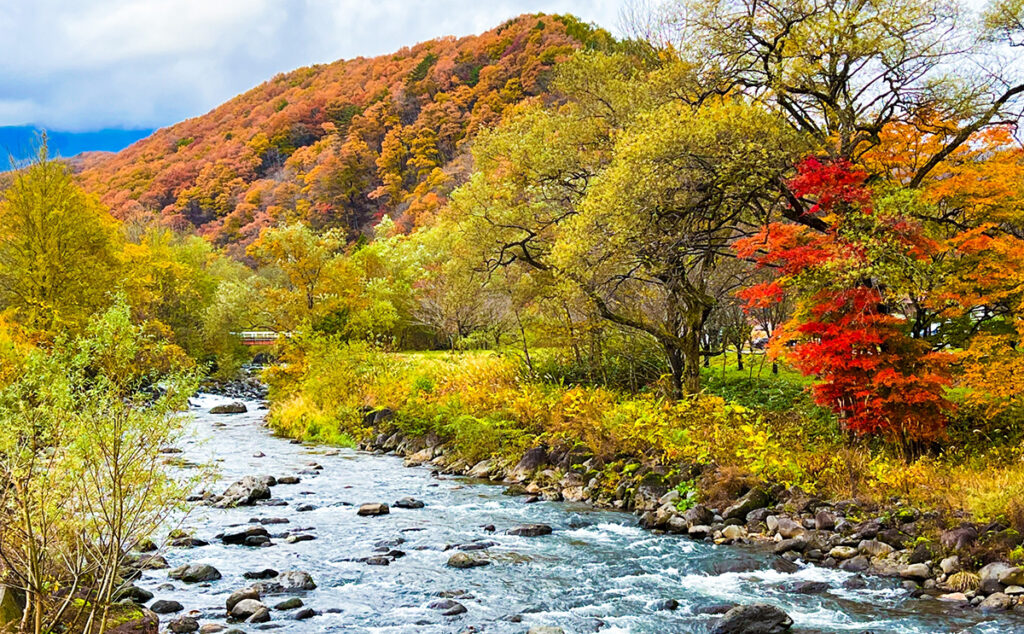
[900,563,931,580]
[231,599,268,620]
[357,503,390,516]
[168,564,221,583]
[393,497,425,509]
[294,608,317,620]
[274,598,303,610]
[227,588,260,613]
[447,553,489,569]
[168,616,200,633]
[210,402,247,414]
[711,603,793,634]
[150,599,183,614]
[507,524,553,537]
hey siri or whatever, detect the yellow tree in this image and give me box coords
[0,144,119,335]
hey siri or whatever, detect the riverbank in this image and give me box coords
[123,393,1022,632]
[262,343,1024,621]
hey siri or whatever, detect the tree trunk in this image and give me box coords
[663,342,684,398]
[735,343,743,371]
[681,325,701,395]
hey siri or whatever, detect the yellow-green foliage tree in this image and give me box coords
[0,145,119,335]
[450,53,801,395]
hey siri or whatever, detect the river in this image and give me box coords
[132,393,1023,633]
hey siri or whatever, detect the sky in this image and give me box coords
[0,0,626,134]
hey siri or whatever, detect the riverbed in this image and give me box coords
[132,394,1023,633]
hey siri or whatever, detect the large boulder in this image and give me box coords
[723,488,771,521]
[210,402,247,414]
[711,603,793,634]
[510,446,549,481]
[221,476,271,506]
[979,562,1024,592]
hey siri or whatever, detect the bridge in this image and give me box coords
[232,330,289,346]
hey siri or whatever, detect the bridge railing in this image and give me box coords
[231,331,287,346]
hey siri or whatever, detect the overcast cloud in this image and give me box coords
[0,0,626,131]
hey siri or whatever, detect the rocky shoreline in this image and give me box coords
[354,407,1024,620]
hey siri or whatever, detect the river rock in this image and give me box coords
[840,556,870,573]
[393,497,425,509]
[510,446,549,481]
[274,598,303,610]
[723,488,771,521]
[199,625,226,634]
[711,603,793,633]
[276,571,317,591]
[774,539,805,555]
[243,568,278,580]
[168,564,221,583]
[468,460,493,478]
[829,546,858,560]
[246,607,271,623]
[689,525,712,539]
[357,503,390,516]
[978,592,1013,612]
[858,539,894,559]
[210,402,247,414]
[294,608,317,620]
[979,562,1024,591]
[775,518,805,539]
[813,510,836,531]
[722,525,746,541]
[231,599,267,620]
[226,588,260,612]
[939,556,961,575]
[114,584,153,604]
[168,616,199,633]
[222,526,270,545]
[447,553,490,569]
[527,628,564,634]
[683,505,715,527]
[790,581,830,594]
[507,524,553,537]
[221,476,271,506]
[940,526,978,552]
[150,599,183,614]
[656,598,679,611]
[900,563,931,580]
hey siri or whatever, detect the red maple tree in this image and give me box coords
[736,157,952,449]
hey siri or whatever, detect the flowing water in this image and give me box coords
[135,393,1024,633]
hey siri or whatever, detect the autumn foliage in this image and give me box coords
[738,157,954,446]
[73,15,612,257]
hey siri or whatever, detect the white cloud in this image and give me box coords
[0,0,626,131]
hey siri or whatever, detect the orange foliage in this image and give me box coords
[75,15,609,257]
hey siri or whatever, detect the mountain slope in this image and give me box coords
[76,14,613,256]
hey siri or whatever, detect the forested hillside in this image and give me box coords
[75,14,613,256]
